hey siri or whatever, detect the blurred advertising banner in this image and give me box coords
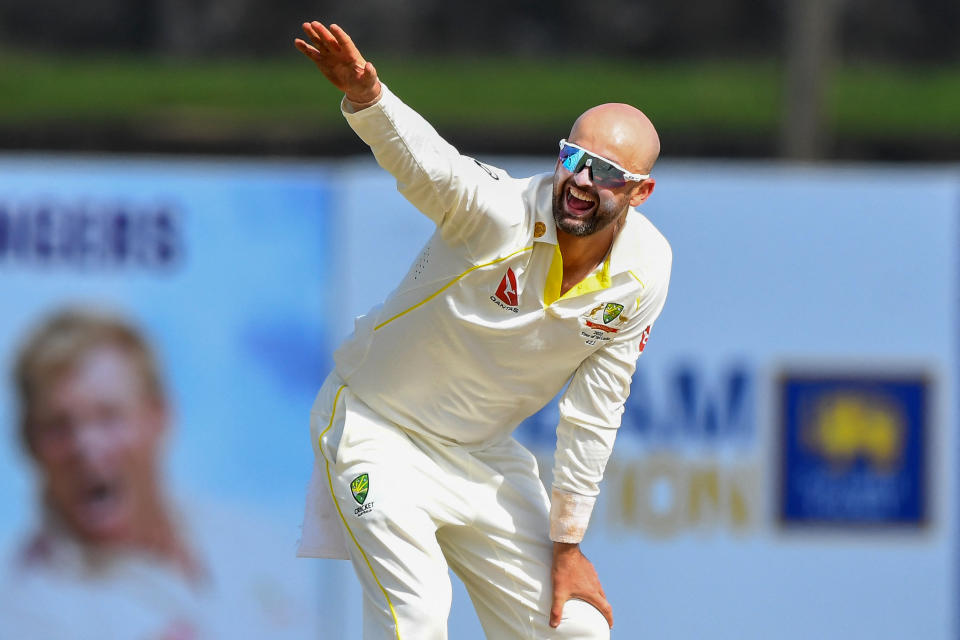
[0,156,334,638]
[778,372,929,526]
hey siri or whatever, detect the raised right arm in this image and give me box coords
[295,22,523,248]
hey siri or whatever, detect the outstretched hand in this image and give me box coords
[550,542,614,629]
[294,21,381,106]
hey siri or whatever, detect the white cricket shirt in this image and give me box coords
[333,85,672,542]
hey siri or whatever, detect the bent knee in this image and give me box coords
[553,598,610,640]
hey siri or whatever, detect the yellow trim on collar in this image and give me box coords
[543,245,612,306]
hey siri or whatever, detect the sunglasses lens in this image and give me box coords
[559,142,628,188]
[590,160,627,188]
[559,144,584,173]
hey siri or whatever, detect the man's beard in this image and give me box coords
[552,180,623,237]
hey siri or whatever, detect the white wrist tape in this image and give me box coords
[549,487,596,543]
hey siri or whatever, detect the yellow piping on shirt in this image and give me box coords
[373,245,535,331]
[627,271,646,311]
[319,385,402,640]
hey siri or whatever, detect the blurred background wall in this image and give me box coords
[0,0,957,159]
[0,1,958,638]
[2,0,958,60]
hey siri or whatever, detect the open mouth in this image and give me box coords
[87,481,114,504]
[564,184,597,216]
[75,479,123,526]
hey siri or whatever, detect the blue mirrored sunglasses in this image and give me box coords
[558,139,649,188]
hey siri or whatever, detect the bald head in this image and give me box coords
[569,103,660,175]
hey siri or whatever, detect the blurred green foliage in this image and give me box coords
[0,52,957,142]
[831,66,960,135]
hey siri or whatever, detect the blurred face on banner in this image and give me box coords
[20,320,168,546]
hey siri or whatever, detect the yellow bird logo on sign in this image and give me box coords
[802,394,904,472]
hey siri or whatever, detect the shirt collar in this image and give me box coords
[533,176,559,246]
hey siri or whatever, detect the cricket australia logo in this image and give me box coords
[579,301,630,346]
[602,303,624,324]
[350,473,374,516]
[490,268,520,313]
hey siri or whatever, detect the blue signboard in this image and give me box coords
[779,373,928,526]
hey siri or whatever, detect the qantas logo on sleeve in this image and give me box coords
[638,326,651,353]
[490,268,520,312]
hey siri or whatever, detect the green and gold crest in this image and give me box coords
[603,303,624,324]
[350,473,369,504]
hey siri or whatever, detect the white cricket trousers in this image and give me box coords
[309,373,610,640]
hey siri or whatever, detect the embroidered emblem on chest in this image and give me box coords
[602,303,624,324]
[579,302,630,345]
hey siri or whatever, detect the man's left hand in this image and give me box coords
[550,542,613,628]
